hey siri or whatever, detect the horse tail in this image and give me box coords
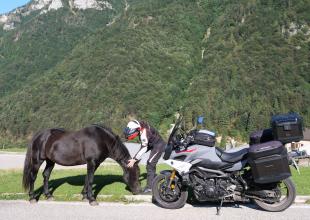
[23,139,33,190]
[22,131,42,191]
[22,128,66,191]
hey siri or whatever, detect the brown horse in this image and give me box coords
[22,125,141,205]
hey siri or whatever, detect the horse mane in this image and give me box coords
[51,128,66,132]
[91,124,131,162]
[91,124,116,137]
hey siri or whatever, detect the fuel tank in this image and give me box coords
[170,145,247,171]
[171,145,221,163]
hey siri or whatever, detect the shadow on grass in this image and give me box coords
[33,174,132,201]
[32,171,148,201]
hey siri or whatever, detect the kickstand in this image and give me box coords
[216,198,224,216]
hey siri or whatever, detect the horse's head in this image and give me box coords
[95,126,142,194]
[123,163,141,194]
[110,134,142,194]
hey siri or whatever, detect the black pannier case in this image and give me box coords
[248,141,291,184]
[190,129,216,147]
[249,128,273,145]
[271,113,303,144]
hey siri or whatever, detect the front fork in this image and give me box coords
[168,169,176,189]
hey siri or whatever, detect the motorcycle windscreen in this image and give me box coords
[163,144,173,160]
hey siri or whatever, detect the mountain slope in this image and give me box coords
[184,0,310,137]
[0,0,309,145]
[0,0,203,141]
[0,0,124,95]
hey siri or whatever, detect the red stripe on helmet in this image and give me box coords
[127,132,139,140]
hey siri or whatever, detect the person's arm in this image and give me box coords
[140,128,148,148]
[134,129,149,160]
[127,129,148,168]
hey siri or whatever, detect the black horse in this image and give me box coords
[22,125,141,205]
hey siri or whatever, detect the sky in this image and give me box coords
[0,0,31,14]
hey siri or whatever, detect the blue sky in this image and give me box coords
[0,0,31,14]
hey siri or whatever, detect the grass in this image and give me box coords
[290,167,310,195]
[0,164,170,202]
[0,165,309,202]
[0,147,26,153]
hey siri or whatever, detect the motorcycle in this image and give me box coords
[152,116,297,214]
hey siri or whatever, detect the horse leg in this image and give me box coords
[81,175,88,202]
[86,159,98,206]
[29,160,43,203]
[42,160,55,200]
[82,163,100,201]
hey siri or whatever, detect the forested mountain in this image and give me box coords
[0,0,124,95]
[0,0,309,145]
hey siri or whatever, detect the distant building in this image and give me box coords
[286,128,310,155]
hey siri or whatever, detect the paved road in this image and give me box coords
[0,200,309,220]
[0,143,251,170]
[0,143,165,170]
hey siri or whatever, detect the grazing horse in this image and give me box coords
[22,125,141,205]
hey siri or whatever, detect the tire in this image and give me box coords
[152,174,188,209]
[253,178,296,212]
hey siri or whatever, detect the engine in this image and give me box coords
[190,172,236,202]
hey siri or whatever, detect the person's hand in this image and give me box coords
[127,159,137,168]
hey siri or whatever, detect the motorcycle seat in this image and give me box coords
[195,159,233,170]
[215,147,248,163]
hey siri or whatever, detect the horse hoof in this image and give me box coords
[47,196,54,201]
[89,201,99,206]
[29,199,37,204]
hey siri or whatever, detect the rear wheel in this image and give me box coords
[253,178,296,212]
[152,174,188,209]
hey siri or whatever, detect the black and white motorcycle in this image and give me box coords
[152,115,298,213]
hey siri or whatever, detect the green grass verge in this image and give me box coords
[0,165,309,202]
[291,167,310,195]
[0,164,170,202]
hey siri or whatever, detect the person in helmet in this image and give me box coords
[124,120,166,194]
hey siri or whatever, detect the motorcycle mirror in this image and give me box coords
[197,116,204,125]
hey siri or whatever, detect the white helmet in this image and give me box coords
[123,120,141,140]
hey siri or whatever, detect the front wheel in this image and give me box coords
[253,178,296,212]
[152,174,188,209]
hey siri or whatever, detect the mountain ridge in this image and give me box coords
[0,0,114,30]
